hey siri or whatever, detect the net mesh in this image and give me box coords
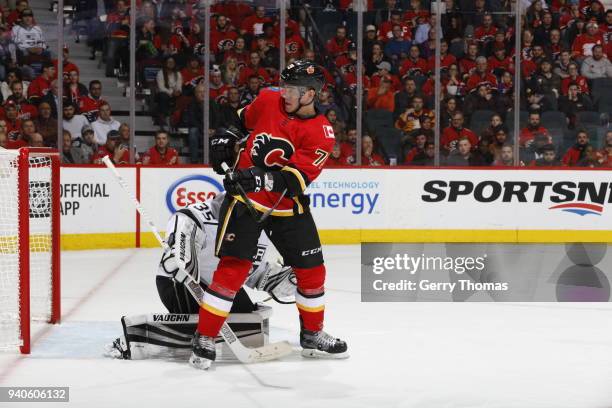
[0,150,54,349]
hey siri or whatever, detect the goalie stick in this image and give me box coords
[101,156,292,364]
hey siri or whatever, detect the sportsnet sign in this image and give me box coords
[422,180,611,216]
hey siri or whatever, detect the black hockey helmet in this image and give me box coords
[280,60,325,94]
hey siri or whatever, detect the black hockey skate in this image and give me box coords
[300,329,349,359]
[189,332,216,370]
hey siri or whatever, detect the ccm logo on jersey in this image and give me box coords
[211,138,230,145]
[302,247,322,256]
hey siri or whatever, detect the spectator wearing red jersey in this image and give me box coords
[210,14,238,55]
[53,46,79,79]
[181,56,205,91]
[143,131,179,165]
[340,128,357,165]
[561,62,590,95]
[326,26,351,58]
[379,10,411,42]
[92,130,129,165]
[325,143,346,167]
[27,62,54,104]
[79,80,106,122]
[0,130,23,149]
[404,133,428,164]
[474,13,498,46]
[6,81,37,120]
[572,21,605,59]
[459,43,480,78]
[240,6,270,37]
[519,112,552,148]
[284,26,305,60]
[466,57,498,93]
[441,112,479,154]
[3,102,22,140]
[224,36,249,67]
[488,44,514,76]
[366,78,395,112]
[209,68,229,103]
[237,52,271,87]
[427,40,456,75]
[563,129,591,166]
[362,135,385,166]
[404,0,430,29]
[399,45,428,78]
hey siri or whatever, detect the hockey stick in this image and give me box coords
[221,162,287,224]
[101,156,292,363]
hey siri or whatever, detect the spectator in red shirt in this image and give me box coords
[6,81,37,120]
[325,143,346,167]
[3,102,21,140]
[362,135,385,166]
[492,144,515,166]
[240,6,270,36]
[572,21,605,60]
[143,130,179,165]
[326,26,351,58]
[27,62,54,104]
[404,133,428,164]
[237,52,271,87]
[399,45,428,78]
[441,112,479,154]
[466,57,498,92]
[379,10,411,42]
[562,129,591,166]
[366,78,395,112]
[519,112,552,148]
[370,61,400,91]
[459,43,480,77]
[210,14,238,55]
[474,13,498,46]
[284,26,305,60]
[561,62,590,95]
[80,80,106,122]
[92,130,129,165]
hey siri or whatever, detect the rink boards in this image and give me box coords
[59,165,612,250]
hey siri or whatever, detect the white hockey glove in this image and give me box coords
[252,260,296,304]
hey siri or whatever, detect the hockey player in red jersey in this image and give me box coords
[189,60,348,369]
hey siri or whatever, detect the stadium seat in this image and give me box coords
[365,109,394,133]
[592,78,612,102]
[373,126,402,161]
[312,11,342,43]
[599,103,612,116]
[576,111,602,128]
[541,111,567,130]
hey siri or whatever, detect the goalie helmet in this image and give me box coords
[280,60,325,94]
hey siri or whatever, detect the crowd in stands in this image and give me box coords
[1,0,611,167]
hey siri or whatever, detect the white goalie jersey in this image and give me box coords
[157,193,291,295]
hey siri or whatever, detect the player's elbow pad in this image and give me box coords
[269,166,309,197]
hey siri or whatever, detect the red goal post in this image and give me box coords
[0,148,60,354]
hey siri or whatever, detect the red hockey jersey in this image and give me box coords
[237,88,335,216]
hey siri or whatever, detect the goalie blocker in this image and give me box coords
[105,193,296,361]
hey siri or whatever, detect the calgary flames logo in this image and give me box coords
[250,133,295,170]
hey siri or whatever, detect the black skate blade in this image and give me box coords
[301,349,350,359]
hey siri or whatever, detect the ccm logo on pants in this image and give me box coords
[302,247,322,256]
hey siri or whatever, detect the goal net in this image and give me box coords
[0,148,60,354]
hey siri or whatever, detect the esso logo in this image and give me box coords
[165,175,224,213]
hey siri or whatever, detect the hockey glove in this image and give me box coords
[223,167,269,196]
[210,126,246,175]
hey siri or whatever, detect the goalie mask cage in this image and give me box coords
[0,148,60,354]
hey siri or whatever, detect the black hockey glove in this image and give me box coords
[223,167,269,196]
[210,126,246,175]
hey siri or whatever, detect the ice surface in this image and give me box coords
[1,245,611,408]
